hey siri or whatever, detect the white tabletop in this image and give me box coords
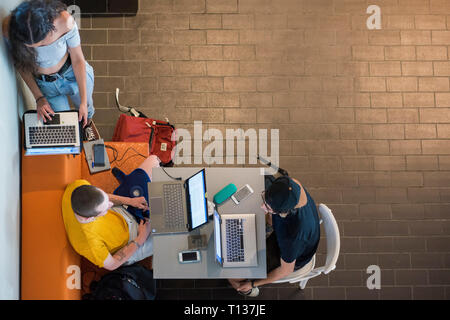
[151,167,267,279]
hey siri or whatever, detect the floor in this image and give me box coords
[78,0,450,300]
[156,279,312,300]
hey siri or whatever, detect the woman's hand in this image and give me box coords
[78,103,88,128]
[136,218,152,245]
[128,196,149,211]
[36,97,54,122]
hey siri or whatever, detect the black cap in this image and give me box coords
[265,176,301,213]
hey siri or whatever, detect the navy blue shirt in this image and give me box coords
[272,187,320,269]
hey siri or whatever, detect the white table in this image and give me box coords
[151,167,267,279]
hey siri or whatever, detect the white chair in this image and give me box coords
[272,204,341,289]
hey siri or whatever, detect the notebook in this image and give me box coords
[214,211,258,268]
[23,110,81,156]
[148,169,209,234]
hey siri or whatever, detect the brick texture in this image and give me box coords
[81,0,450,300]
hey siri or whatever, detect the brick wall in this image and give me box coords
[80,0,450,299]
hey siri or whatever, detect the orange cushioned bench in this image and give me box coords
[21,142,149,300]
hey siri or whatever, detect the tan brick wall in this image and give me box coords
[81,0,450,299]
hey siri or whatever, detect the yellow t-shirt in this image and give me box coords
[62,180,129,268]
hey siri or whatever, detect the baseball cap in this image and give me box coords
[265,176,301,213]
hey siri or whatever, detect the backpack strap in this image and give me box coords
[111,167,126,184]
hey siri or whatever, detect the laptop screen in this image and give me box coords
[214,211,222,264]
[25,146,80,156]
[187,169,208,229]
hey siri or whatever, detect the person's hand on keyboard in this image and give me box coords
[78,103,88,128]
[36,97,54,123]
[128,196,149,211]
[136,218,152,245]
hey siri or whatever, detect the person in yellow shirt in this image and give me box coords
[62,155,159,270]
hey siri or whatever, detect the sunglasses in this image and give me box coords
[261,190,296,216]
[261,191,273,213]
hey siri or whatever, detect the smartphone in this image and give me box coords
[231,184,254,205]
[92,143,105,167]
[43,113,60,125]
[178,250,201,264]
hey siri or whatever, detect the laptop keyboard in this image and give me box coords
[163,183,185,229]
[28,125,76,145]
[225,219,245,262]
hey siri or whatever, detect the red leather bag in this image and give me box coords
[112,113,176,165]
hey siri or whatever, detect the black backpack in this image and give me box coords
[83,264,157,300]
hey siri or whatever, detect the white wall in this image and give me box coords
[0,0,27,300]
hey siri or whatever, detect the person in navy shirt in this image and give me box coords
[229,176,320,297]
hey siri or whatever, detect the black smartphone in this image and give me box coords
[43,113,60,125]
[93,143,105,167]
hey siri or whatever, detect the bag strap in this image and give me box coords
[129,108,140,117]
[145,119,174,129]
[115,88,142,117]
[148,126,155,153]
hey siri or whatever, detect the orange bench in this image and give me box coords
[21,142,149,300]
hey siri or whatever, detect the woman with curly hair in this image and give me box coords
[2,0,94,127]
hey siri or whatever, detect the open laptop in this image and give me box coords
[23,110,81,156]
[214,211,258,268]
[148,169,209,234]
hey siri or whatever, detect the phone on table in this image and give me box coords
[178,250,201,264]
[92,143,105,167]
[231,184,254,205]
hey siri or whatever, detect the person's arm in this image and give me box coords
[68,47,87,123]
[17,69,43,100]
[68,46,87,125]
[103,219,152,271]
[16,69,55,120]
[65,13,88,127]
[103,241,139,271]
[108,194,149,211]
[254,259,295,287]
[108,193,131,206]
[237,258,295,292]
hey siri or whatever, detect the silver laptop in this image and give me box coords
[148,169,209,234]
[23,110,81,156]
[214,211,258,268]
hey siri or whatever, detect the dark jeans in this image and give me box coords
[265,174,283,273]
[266,232,307,273]
[266,232,281,273]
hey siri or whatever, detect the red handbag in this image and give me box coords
[112,114,176,165]
[112,89,176,165]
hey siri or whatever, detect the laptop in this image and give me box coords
[23,110,81,156]
[148,169,209,234]
[214,211,258,268]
